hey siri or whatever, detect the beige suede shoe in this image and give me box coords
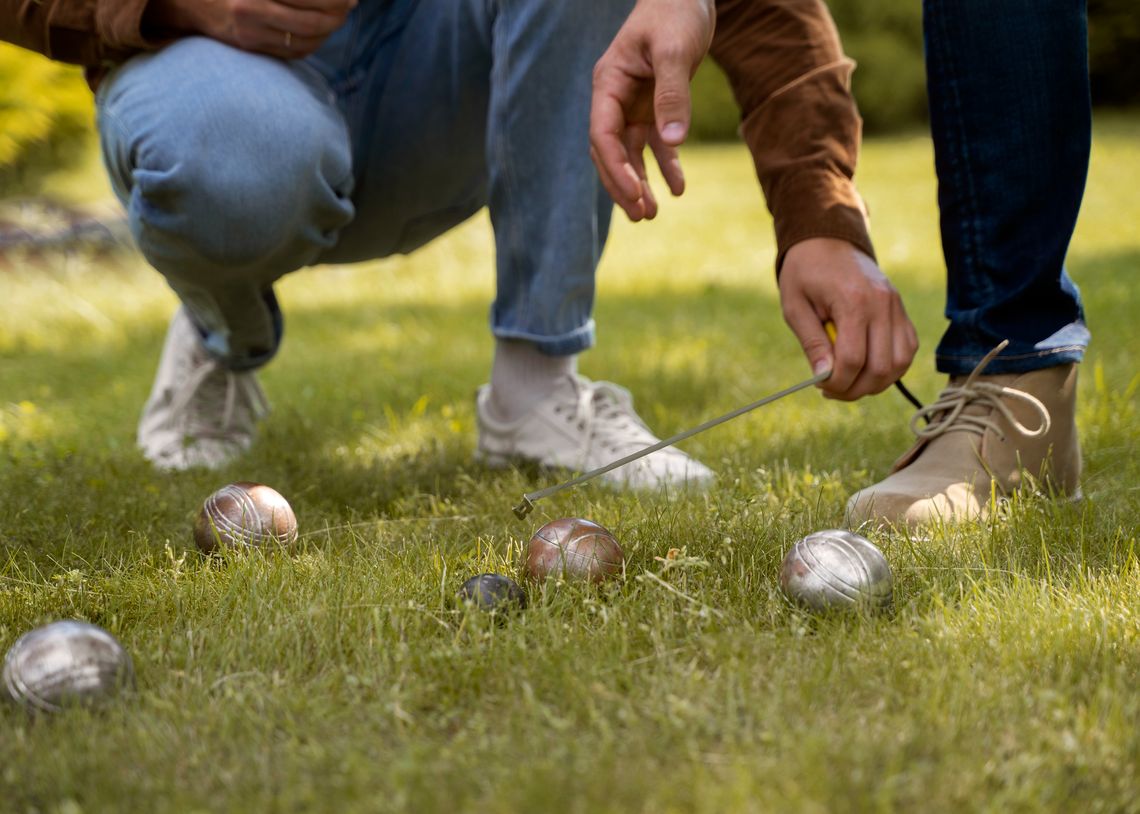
[846,343,1081,528]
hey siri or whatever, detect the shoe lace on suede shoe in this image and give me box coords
[910,341,1050,444]
[167,357,270,446]
[551,376,660,460]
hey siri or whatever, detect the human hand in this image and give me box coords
[589,0,715,221]
[779,238,918,400]
[145,0,356,58]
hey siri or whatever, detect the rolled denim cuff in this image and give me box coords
[935,322,1090,375]
[182,288,284,372]
[491,319,595,357]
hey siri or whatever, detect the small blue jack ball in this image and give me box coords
[458,573,527,614]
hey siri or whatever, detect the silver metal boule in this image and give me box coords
[3,620,135,712]
[779,529,893,613]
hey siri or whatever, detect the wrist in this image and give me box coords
[142,0,209,38]
[777,226,877,279]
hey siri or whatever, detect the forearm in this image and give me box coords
[711,0,873,271]
[1,0,155,66]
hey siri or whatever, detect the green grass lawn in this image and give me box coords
[1,115,1138,813]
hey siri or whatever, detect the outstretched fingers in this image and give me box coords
[590,73,651,220]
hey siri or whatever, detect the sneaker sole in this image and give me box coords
[473,449,715,493]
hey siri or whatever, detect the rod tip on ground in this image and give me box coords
[512,496,535,520]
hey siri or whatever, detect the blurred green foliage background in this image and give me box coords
[1,0,1137,191]
[0,51,92,194]
[694,0,1139,138]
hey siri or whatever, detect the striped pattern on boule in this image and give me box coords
[3,621,135,713]
[779,529,893,613]
[524,517,624,584]
[193,482,298,554]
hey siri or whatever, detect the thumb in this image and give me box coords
[784,304,835,377]
[652,54,693,146]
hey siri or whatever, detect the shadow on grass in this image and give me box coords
[2,248,1136,573]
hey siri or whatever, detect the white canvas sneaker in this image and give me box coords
[137,309,269,471]
[476,374,715,491]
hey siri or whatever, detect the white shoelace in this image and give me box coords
[910,342,1050,443]
[167,358,269,441]
[553,377,662,457]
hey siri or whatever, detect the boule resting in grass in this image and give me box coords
[591,0,1089,526]
[1,0,908,495]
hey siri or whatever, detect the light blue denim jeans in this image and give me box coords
[97,0,632,369]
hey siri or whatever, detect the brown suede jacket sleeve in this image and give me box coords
[1,0,155,82]
[5,0,871,271]
[710,0,875,272]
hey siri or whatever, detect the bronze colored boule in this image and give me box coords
[524,517,624,583]
[193,482,298,554]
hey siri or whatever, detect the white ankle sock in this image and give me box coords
[489,340,577,422]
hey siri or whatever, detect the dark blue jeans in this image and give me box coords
[924,0,1091,375]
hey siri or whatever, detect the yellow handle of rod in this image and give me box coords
[823,319,925,411]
